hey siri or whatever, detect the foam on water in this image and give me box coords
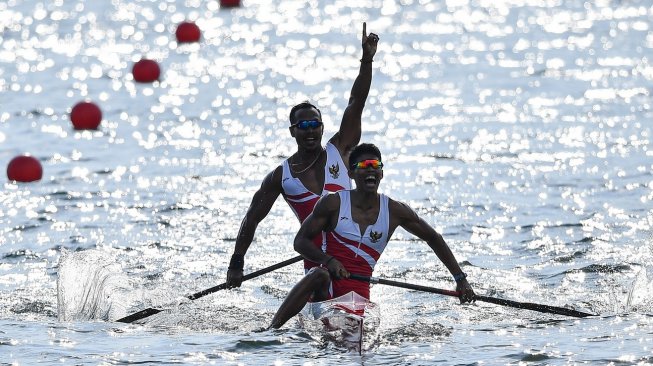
[56,249,132,321]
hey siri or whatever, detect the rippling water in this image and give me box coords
[1,0,652,364]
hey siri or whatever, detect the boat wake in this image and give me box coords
[140,303,273,333]
[379,319,452,345]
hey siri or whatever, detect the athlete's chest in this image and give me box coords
[350,205,380,237]
[292,165,325,194]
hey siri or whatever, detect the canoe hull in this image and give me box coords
[299,291,380,353]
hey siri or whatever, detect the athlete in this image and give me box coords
[226,24,379,287]
[269,143,475,328]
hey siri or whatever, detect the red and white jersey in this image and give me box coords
[281,142,351,222]
[281,142,351,269]
[325,190,390,299]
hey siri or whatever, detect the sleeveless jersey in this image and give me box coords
[281,142,351,269]
[325,190,390,299]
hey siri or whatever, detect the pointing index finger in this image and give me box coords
[363,22,367,40]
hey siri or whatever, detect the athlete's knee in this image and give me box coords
[306,267,330,285]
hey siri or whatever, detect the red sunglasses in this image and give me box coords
[351,159,383,170]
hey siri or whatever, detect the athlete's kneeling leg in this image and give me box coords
[269,267,331,329]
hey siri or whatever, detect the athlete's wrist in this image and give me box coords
[453,272,467,282]
[229,253,245,270]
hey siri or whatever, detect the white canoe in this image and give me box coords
[298,291,380,353]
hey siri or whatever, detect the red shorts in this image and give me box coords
[331,277,370,299]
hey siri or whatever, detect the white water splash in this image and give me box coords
[626,267,653,313]
[56,250,133,321]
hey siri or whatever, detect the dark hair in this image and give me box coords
[289,101,322,124]
[349,143,382,168]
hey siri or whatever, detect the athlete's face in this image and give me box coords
[289,107,323,151]
[349,153,383,193]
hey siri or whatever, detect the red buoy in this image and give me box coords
[7,155,43,182]
[132,59,161,83]
[220,0,241,8]
[70,101,102,130]
[175,21,201,43]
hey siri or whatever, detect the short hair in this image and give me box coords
[289,101,322,124]
[349,143,382,168]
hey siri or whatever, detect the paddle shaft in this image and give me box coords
[350,274,595,318]
[116,255,303,323]
[188,255,303,300]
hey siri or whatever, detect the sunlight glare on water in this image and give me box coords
[0,0,652,364]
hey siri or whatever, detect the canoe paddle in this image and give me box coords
[116,255,303,323]
[350,274,596,318]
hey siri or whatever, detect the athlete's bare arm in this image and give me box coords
[330,22,379,157]
[293,194,349,279]
[389,199,475,303]
[227,166,283,287]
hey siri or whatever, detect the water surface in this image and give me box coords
[1,0,652,364]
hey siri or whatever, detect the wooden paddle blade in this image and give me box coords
[116,307,163,323]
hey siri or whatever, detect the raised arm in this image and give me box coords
[226,166,283,288]
[329,22,379,156]
[390,199,475,303]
